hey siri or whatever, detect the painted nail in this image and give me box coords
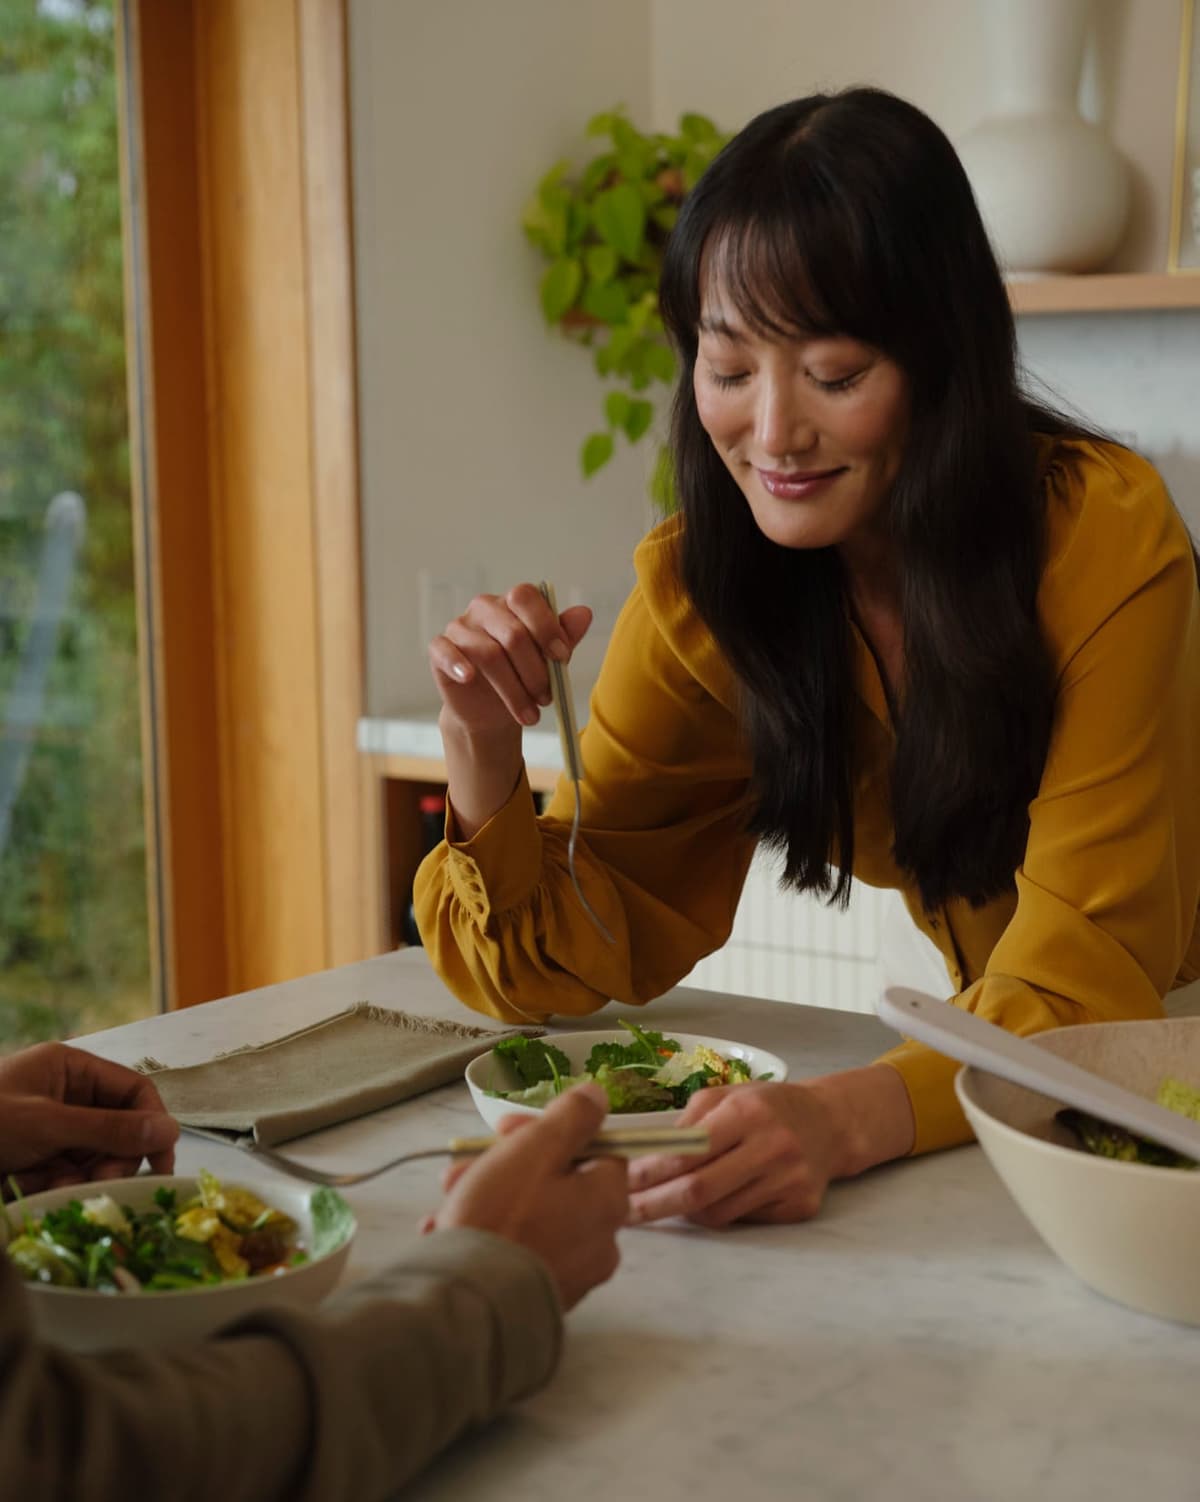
[451,663,469,682]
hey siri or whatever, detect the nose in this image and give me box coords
[755,375,816,461]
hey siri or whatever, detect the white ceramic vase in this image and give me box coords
[957,0,1129,275]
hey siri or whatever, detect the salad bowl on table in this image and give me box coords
[1,1171,356,1353]
[465,1025,788,1132]
[957,1015,1200,1326]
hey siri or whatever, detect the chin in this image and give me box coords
[748,502,843,552]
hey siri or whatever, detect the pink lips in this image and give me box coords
[756,467,845,499]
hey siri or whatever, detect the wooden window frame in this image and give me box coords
[117,0,381,1008]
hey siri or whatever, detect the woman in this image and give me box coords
[415,88,1200,1226]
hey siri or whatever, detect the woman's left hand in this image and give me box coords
[627,1082,843,1227]
[627,1065,915,1227]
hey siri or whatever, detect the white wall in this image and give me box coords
[651,0,1181,270]
[349,0,654,715]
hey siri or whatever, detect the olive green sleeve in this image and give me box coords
[0,1228,561,1501]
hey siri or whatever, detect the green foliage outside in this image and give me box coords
[0,0,150,1049]
[522,108,729,509]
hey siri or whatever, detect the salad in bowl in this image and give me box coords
[465,1020,788,1131]
[2,1169,356,1351]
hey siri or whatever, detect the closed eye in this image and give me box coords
[807,369,866,393]
[707,369,749,389]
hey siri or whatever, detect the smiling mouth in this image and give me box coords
[755,466,846,498]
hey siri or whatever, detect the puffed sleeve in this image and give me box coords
[413,523,758,1023]
[877,446,1200,1153]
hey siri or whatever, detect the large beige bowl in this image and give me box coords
[2,1173,355,1352]
[956,1016,1200,1324]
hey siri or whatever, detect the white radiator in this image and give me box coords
[680,846,887,1013]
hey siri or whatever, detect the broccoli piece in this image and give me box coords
[492,1036,572,1088]
[1056,1108,1195,1169]
[585,1021,681,1074]
[593,1065,676,1113]
[726,1058,753,1085]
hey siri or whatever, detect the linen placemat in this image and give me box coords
[136,1003,544,1147]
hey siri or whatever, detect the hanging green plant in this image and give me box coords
[522,107,729,511]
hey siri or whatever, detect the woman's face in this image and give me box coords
[694,291,911,554]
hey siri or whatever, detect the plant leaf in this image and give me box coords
[581,279,629,324]
[586,109,620,138]
[650,445,677,514]
[585,245,617,284]
[622,398,654,442]
[540,257,583,322]
[604,389,631,428]
[680,112,720,143]
[645,344,676,384]
[592,182,645,263]
[581,431,615,477]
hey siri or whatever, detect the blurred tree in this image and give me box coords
[0,0,148,1047]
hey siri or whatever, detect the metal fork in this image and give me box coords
[242,1126,711,1187]
[538,580,615,945]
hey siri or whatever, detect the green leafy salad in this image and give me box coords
[3,1170,349,1292]
[488,1020,770,1113]
[1058,1076,1200,1170]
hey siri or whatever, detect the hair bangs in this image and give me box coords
[691,148,900,355]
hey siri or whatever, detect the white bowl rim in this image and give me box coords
[955,1065,1200,1184]
[4,1172,356,1301]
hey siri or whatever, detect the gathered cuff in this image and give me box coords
[446,767,545,921]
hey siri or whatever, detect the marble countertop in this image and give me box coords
[80,949,1198,1502]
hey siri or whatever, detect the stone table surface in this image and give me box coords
[80,948,1200,1502]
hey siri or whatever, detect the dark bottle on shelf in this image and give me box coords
[401,792,447,947]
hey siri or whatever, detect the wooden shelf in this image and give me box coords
[1009,271,1200,315]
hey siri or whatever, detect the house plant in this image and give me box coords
[521,108,729,508]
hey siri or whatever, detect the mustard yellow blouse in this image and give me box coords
[414,439,1200,1153]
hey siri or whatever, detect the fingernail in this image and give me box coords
[547,639,569,661]
[451,663,469,682]
[521,707,539,726]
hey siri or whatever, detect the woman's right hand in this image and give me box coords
[428,584,593,737]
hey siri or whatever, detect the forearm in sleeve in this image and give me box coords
[0,1229,561,1502]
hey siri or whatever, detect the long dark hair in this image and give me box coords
[660,88,1091,911]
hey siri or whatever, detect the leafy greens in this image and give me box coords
[3,1173,335,1292]
[488,1020,767,1113]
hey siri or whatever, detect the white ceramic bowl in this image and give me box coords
[465,1028,788,1132]
[956,1016,1200,1324]
[2,1172,356,1352]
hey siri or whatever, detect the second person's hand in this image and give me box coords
[428,1083,627,1310]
